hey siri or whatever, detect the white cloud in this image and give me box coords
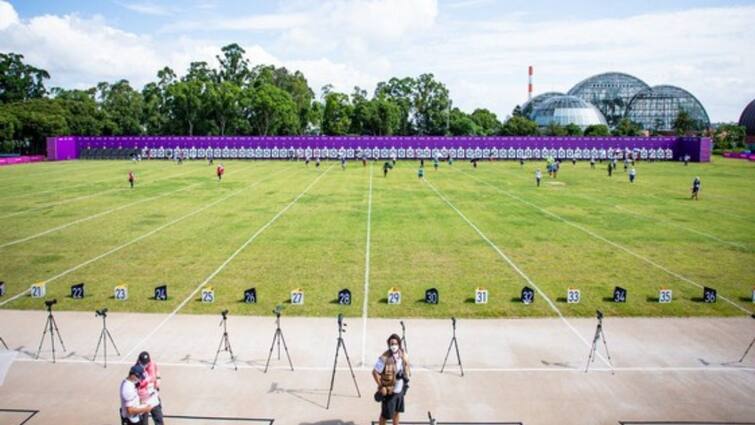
[0,0,19,30]
[117,2,171,16]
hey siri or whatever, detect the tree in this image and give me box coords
[208,81,242,135]
[613,117,642,136]
[713,124,746,151]
[673,110,696,135]
[544,122,567,136]
[167,79,204,135]
[470,108,501,136]
[583,124,610,137]
[1,99,69,153]
[374,77,416,135]
[0,53,50,103]
[251,65,314,134]
[322,91,352,135]
[97,80,144,135]
[564,123,582,136]
[448,108,481,136]
[52,87,104,136]
[216,43,250,85]
[511,104,524,118]
[242,83,299,136]
[499,115,538,136]
[413,73,450,135]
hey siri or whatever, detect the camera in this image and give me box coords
[221,309,229,318]
[596,310,604,320]
[95,308,108,317]
[272,304,284,315]
[44,299,57,308]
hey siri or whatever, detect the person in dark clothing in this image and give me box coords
[691,176,701,200]
[607,162,613,177]
[128,171,135,189]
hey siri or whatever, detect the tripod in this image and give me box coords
[400,321,408,354]
[440,317,464,376]
[739,314,755,363]
[92,309,120,368]
[0,336,7,350]
[36,301,66,363]
[211,310,237,371]
[585,311,613,372]
[326,314,361,409]
[428,411,437,425]
[264,309,294,373]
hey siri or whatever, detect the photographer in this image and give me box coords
[372,334,411,425]
[120,365,152,425]
[135,351,163,425]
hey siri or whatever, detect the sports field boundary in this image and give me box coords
[0,165,292,307]
[423,177,613,369]
[361,163,374,367]
[123,164,334,358]
[457,168,753,316]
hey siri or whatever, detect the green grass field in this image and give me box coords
[0,157,753,318]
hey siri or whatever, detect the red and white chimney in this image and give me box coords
[528,65,533,101]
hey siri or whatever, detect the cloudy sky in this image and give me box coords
[1,0,753,122]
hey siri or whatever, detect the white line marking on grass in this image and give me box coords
[423,178,612,369]
[360,164,374,367]
[0,165,285,307]
[0,167,199,220]
[0,164,255,250]
[123,165,334,359]
[459,169,753,316]
[13,357,755,374]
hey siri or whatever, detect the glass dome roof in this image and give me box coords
[567,72,649,127]
[531,95,608,128]
[738,99,755,136]
[522,92,563,119]
[626,85,710,132]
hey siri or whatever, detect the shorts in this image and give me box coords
[381,392,405,419]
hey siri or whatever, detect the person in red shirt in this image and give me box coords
[216,163,224,181]
[128,171,135,189]
[135,351,163,425]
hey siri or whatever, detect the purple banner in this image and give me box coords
[46,135,712,162]
[0,155,46,166]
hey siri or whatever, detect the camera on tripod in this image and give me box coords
[95,308,108,317]
[338,313,346,329]
[220,309,229,319]
[44,299,57,308]
[596,310,604,320]
[272,304,284,315]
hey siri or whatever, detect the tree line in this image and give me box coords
[0,44,743,155]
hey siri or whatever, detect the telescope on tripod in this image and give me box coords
[264,304,293,373]
[92,308,120,368]
[36,299,66,363]
[326,313,360,409]
[212,309,237,370]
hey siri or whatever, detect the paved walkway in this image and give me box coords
[0,310,754,424]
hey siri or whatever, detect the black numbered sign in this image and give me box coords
[154,285,168,301]
[71,283,85,299]
[613,287,627,303]
[703,287,717,303]
[338,289,351,305]
[243,288,257,304]
[425,288,439,305]
[0,281,5,297]
[521,287,535,304]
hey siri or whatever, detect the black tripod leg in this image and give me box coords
[585,328,600,372]
[440,336,454,373]
[211,331,225,369]
[740,337,755,363]
[0,337,6,350]
[92,329,104,362]
[51,316,66,351]
[278,330,294,371]
[264,330,279,373]
[224,334,237,371]
[277,329,281,360]
[36,317,50,359]
[453,337,464,377]
[340,339,361,397]
[49,319,56,362]
[599,327,612,363]
[326,338,341,409]
[105,328,120,355]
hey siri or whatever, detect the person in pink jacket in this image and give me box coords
[136,351,163,425]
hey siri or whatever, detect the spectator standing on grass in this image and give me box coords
[128,171,135,189]
[417,166,424,179]
[691,176,701,200]
[316,157,321,168]
[607,162,613,177]
[120,365,152,425]
[136,352,163,425]
[383,161,391,177]
[535,169,542,187]
[373,334,411,425]
[590,157,595,169]
[629,167,636,183]
[216,163,224,181]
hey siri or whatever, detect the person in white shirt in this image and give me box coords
[120,365,152,425]
[373,334,411,425]
[629,167,636,183]
[535,169,542,187]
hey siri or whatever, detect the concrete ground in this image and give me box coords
[0,310,754,425]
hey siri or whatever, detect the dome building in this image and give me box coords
[567,72,650,127]
[531,95,607,129]
[739,99,755,144]
[522,92,563,119]
[625,85,710,132]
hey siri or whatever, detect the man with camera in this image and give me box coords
[120,364,153,424]
[372,334,411,425]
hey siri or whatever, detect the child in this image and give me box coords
[535,169,542,187]
[128,171,135,189]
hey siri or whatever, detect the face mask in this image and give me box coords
[390,344,399,353]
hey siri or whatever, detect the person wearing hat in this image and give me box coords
[136,351,163,425]
[120,364,152,425]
